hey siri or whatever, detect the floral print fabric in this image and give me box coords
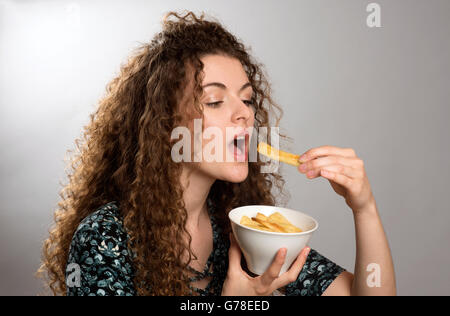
[66,201,345,296]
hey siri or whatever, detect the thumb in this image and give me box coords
[228,233,243,273]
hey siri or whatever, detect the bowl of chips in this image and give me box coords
[228,205,318,275]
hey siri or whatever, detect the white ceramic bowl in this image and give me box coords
[229,205,318,275]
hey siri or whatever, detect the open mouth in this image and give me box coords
[228,133,249,162]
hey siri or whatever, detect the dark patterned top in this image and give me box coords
[65,201,345,296]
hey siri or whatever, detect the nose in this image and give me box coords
[230,97,253,125]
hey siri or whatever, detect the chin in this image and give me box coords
[220,163,249,183]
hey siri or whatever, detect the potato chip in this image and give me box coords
[257,142,302,167]
[268,212,302,233]
[239,211,302,233]
[251,216,286,233]
[255,212,269,221]
[267,212,290,225]
[240,216,272,231]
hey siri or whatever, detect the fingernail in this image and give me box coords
[299,154,308,162]
[305,247,311,256]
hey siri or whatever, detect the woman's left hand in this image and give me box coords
[297,145,375,213]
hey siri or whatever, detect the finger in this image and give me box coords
[273,247,310,289]
[298,156,363,175]
[260,248,287,287]
[304,164,363,180]
[320,169,353,187]
[227,233,243,275]
[299,146,356,163]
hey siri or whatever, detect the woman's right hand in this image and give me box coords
[221,233,310,296]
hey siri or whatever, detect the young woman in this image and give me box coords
[38,11,396,296]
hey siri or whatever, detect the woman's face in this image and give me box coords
[183,54,256,183]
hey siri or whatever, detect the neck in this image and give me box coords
[180,165,215,231]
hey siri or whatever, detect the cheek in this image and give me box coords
[250,107,256,124]
[203,111,226,130]
[202,114,228,150]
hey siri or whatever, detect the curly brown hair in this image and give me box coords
[37,10,290,296]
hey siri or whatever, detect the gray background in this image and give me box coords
[1,0,449,295]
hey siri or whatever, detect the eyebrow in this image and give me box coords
[202,82,253,93]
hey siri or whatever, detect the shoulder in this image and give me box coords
[66,201,135,296]
[75,201,124,237]
[69,202,129,254]
[69,201,131,258]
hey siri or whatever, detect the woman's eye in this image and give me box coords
[205,100,254,108]
[205,101,223,108]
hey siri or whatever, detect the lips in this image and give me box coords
[228,130,249,162]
